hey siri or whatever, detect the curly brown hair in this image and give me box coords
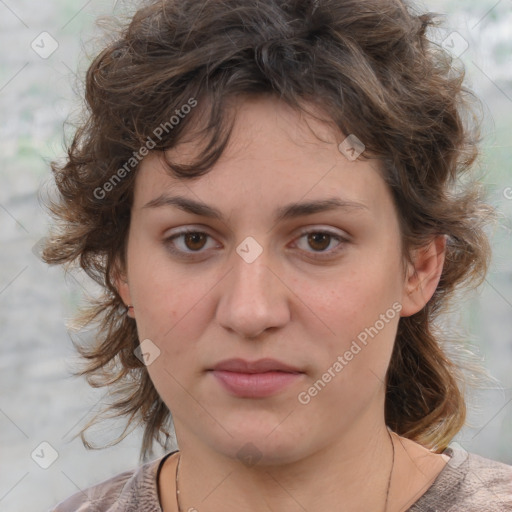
[42,0,496,461]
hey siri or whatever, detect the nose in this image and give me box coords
[215,247,290,340]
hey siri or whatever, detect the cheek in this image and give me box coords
[133,273,207,349]
[298,258,402,402]
[125,231,198,338]
[299,294,399,423]
[305,260,402,344]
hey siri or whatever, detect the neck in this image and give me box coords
[171,423,396,512]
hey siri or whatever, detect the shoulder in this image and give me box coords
[48,452,175,512]
[49,468,137,512]
[410,446,512,511]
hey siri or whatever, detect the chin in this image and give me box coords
[205,417,312,467]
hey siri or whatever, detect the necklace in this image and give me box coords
[383,429,395,512]
[175,430,395,512]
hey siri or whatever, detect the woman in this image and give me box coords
[44,0,512,510]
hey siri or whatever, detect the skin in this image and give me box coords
[116,95,449,512]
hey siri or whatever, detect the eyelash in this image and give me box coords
[163,228,349,259]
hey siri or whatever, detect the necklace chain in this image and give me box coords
[383,429,395,512]
[175,430,395,512]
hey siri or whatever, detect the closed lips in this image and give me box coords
[208,358,304,398]
[209,358,303,374]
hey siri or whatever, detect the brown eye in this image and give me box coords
[294,229,348,258]
[164,230,215,256]
[182,232,208,251]
[164,228,348,259]
[306,232,332,252]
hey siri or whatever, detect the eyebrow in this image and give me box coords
[142,194,369,223]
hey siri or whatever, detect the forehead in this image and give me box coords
[133,96,391,219]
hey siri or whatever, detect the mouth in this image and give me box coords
[207,358,304,398]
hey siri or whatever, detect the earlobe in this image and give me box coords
[113,266,135,318]
[400,235,447,317]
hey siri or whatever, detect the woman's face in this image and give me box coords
[118,96,430,464]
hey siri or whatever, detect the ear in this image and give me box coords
[112,260,135,319]
[400,235,446,317]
